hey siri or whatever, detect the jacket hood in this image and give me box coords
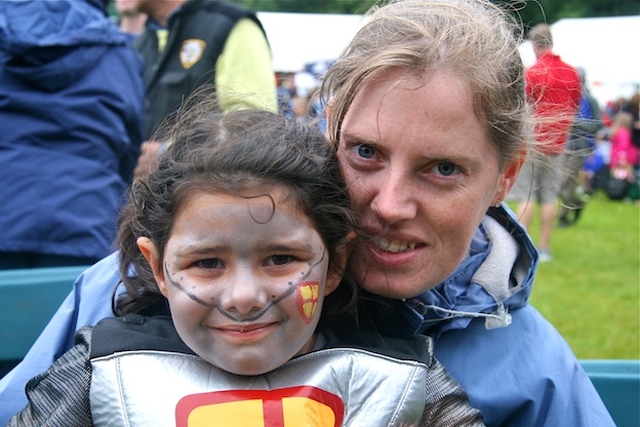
[358,204,539,339]
[0,0,129,91]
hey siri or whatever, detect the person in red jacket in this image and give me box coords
[509,23,581,262]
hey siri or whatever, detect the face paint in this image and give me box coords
[158,188,333,376]
[296,281,320,324]
[163,250,327,324]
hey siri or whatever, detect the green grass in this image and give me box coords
[508,194,640,359]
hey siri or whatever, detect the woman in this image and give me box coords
[0,0,613,425]
[321,0,612,425]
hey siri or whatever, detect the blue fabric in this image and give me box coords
[0,207,615,426]
[357,206,614,426]
[435,307,614,426]
[0,0,144,260]
[418,207,613,426]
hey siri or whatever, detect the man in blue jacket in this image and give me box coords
[0,0,145,268]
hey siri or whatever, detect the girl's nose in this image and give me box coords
[217,267,269,317]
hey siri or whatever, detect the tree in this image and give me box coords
[234,0,639,24]
[234,0,375,14]
[513,0,640,26]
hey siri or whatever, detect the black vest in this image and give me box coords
[135,0,264,139]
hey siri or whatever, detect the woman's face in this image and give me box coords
[338,70,521,298]
[138,188,342,375]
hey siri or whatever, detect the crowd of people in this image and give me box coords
[0,0,627,425]
[583,93,640,202]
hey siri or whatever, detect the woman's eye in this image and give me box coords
[268,255,293,266]
[356,144,376,159]
[435,162,460,176]
[195,258,223,269]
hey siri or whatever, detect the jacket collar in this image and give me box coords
[358,205,538,339]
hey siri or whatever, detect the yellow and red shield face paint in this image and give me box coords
[296,281,320,324]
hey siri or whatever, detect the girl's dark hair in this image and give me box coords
[115,92,358,324]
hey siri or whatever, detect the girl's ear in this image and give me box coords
[137,237,167,297]
[324,231,356,296]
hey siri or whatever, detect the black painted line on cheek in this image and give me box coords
[164,262,212,307]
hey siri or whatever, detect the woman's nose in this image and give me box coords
[370,171,418,224]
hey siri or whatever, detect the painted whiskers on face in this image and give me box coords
[163,250,327,323]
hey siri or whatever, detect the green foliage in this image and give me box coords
[232,0,377,14]
[509,193,640,359]
[232,0,639,24]
[514,0,640,26]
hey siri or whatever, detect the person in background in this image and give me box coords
[626,92,640,149]
[582,127,611,194]
[276,74,296,119]
[0,1,615,425]
[608,111,638,186]
[130,0,278,179]
[9,103,484,427]
[509,23,582,262]
[558,68,603,227]
[0,0,144,269]
[624,93,640,204]
[114,0,147,37]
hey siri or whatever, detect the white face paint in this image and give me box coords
[142,187,341,376]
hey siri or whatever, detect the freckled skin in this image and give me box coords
[338,70,522,298]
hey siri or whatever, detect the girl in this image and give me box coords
[8,101,483,426]
[609,111,638,178]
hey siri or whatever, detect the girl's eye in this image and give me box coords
[435,162,460,176]
[195,258,223,269]
[356,144,376,159]
[268,255,293,266]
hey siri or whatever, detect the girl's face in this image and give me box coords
[138,187,344,376]
[337,70,522,298]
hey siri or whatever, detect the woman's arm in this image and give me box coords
[7,327,94,427]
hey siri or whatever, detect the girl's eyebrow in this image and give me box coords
[261,242,316,252]
[174,239,318,256]
[175,243,229,255]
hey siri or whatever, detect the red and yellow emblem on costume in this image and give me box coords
[180,39,206,69]
[296,281,319,324]
[176,386,344,427]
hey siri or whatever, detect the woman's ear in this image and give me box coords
[137,237,167,297]
[324,231,356,296]
[496,151,526,203]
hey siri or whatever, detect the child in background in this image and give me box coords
[609,111,638,178]
[8,98,484,426]
[606,111,638,200]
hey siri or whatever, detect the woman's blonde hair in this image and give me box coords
[321,0,531,169]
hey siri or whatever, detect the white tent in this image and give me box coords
[259,12,639,107]
[519,16,640,107]
[257,11,366,73]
